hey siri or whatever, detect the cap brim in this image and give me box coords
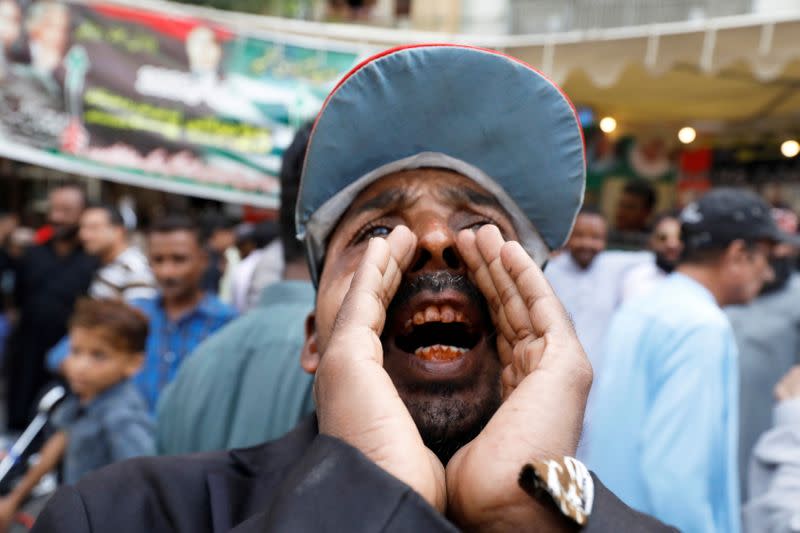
[772,229,800,248]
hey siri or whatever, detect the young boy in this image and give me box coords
[0,298,155,531]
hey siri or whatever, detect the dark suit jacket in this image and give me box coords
[34,416,677,532]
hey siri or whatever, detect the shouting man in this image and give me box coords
[35,45,674,532]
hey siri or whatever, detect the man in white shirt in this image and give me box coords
[229,221,278,312]
[621,211,683,301]
[545,207,648,374]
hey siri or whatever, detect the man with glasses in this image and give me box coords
[621,210,683,301]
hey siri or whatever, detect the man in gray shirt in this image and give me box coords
[727,207,800,500]
[744,365,800,532]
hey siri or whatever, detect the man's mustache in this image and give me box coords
[160,278,182,289]
[52,224,79,241]
[387,271,491,324]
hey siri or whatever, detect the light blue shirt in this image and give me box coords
[582,273,740,533]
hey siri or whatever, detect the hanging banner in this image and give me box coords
[0,0,362,206]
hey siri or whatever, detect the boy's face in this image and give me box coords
[64,326,143,403]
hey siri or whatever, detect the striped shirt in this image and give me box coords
[88,247,157,301]
[130,294,237,413]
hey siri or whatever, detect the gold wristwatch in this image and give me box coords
[518,456,595,527]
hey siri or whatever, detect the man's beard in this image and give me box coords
[402,377,502,464]
[385,272,503,464]
[51,223,79,242]
[761,256,795,295]
[655,252,677,274]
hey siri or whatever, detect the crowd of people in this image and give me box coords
[0,43,796,532]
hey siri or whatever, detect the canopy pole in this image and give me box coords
[645,31,660,69]
[541,40,555,76]
[700,26,717,73]
[758,23,775,56]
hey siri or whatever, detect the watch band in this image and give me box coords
[518,456,594,527]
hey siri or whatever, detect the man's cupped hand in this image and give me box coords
[446,225,592,531]
[313,225,447,512]
[314,225,593,530]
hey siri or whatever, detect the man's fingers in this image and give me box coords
[499,240,571,337]
[456,229,497,303]
[474,226,537,341]
[496,335,513,368]
[334,226,417,342]
[456,228,518,343]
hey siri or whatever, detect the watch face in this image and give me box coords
[519,456,594,526]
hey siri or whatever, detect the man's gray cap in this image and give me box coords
[295,44,587,284]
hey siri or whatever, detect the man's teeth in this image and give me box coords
[414,344,468,361]
[407,305,466,329]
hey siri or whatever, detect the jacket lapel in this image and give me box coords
[207,470,257,533]
[206,415,319,532]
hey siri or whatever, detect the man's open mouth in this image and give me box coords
[385,294,487,363]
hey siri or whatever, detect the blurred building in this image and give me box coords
[2,0,799,223]
[271,0,800,217]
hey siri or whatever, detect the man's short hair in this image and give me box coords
[69,298,149,354]
[252,220,279,248]
[578,205,605,220]
[149,215,202,245]
[623,180,657,211]
[85,203,125,227]
[200,212,237,240]
[280,123,312,264]
[650,209,680,231]
[52,182,88,206]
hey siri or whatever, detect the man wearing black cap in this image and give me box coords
[584,188,794,533]
[34,45,675,532]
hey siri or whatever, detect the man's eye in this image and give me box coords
[360,225,392,240]
[466,220,493,232]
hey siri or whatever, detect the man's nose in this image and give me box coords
[763,263,776,283]
[408,216,465,274]
[70,354,89,373]
[156,262,177,278]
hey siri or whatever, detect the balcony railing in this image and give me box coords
[508,0,756,34]
[176,0,800,35]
